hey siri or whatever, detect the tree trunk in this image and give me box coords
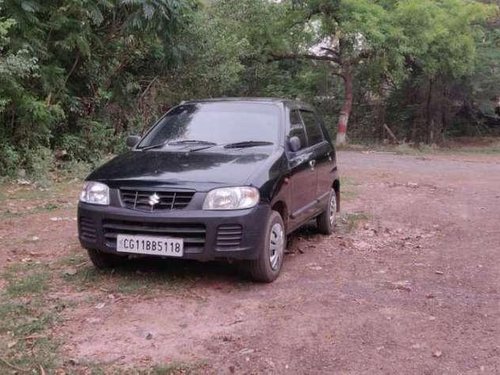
[425,78,434,144]
[336,68,353,146]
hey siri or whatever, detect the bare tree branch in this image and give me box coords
[270,52,341,65]
[320,46,339,54]
[320,47,340,58]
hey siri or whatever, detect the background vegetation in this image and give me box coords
[0,0,499,179]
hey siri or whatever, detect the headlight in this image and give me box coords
[79,181,110,205]
[203,187,259,210]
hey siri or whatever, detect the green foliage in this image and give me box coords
[473,25,500,115]
[394,0,492,78]
[0,143,20,177]
[24,146,55,181]
[0,0,196,178]
[162,1,251,99]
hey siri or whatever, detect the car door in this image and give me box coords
[299,109,335,203]
[287,109,319,230]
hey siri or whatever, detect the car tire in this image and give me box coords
[316,188,337,235]
[87,248,125,269]
[246,211,285,283]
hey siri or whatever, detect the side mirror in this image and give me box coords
[126,135,141,148]
[288,136,301,152]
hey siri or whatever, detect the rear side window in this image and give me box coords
[300,110,324,146]
[290,110,302,126]
[289,110,307,151]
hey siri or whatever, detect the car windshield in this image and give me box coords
[137,102,281,149]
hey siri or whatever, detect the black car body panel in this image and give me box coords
[87,147,280,192]
[78,98,339,262]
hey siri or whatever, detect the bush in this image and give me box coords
[57,119,115,164]
[0,143,21,178]
[23,146,55,183]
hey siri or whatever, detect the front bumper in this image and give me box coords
[77,202,270,261]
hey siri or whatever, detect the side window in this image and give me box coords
[300,110,324,146]
[289,110,307,151]
[290,109,302,126]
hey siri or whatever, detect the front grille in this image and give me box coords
[79,217,97,242]
[216,224,243,249]
[120,189,195,211]
[102,219,206,249]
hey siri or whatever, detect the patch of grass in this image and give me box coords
[62,265,104,285]
[5,271,49,297]
[0,179,79,219]
[66,360,208,375]
[0,301,56,336]
[341,176,360,187]
[0,263,61,373]
[0,334,59,373]
[340,176,360,201]
[0,302,30,331]
[57,253,88,267]
[67,360,107,375]
[0,180,80,202]
[152,360,208,375]
[0,256,200,373]
[340,140,500,156]
[3,263,50,297]
[43,202,59,210]
[0,205,67,219]
[451,143,500,154]
[63,262,197,296]
[58,160,93,180]
[336,143,370,152]
[0,186,51,202]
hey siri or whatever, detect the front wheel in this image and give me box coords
[246,211,285,283]
[316,189,337,235]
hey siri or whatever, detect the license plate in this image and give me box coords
[116,234,184,257]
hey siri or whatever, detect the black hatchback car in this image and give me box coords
[78,98,340,282]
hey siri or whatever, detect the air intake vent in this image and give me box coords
[216,224,243,249]
[79,217,97,242]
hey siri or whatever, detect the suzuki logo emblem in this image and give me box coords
[148,193,160,206]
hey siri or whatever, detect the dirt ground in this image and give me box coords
[1,150,499,374]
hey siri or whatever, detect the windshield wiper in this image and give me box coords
[140,140,169,151]
[168,139,217,146]
[223,141,274,149]
[140,139,217,151]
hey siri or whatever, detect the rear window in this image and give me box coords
[138,102,281,148]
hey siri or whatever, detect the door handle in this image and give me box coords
[309,160,316,170]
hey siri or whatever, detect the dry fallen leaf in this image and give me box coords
[7,340,17,349]
[63,268,78,276]
[433,350,443,358]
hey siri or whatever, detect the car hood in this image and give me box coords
[87,148,275,191]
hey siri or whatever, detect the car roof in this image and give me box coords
[183,97,311,109]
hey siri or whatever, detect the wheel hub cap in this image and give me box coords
[269,223,284,271]
[329,194,337,227]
